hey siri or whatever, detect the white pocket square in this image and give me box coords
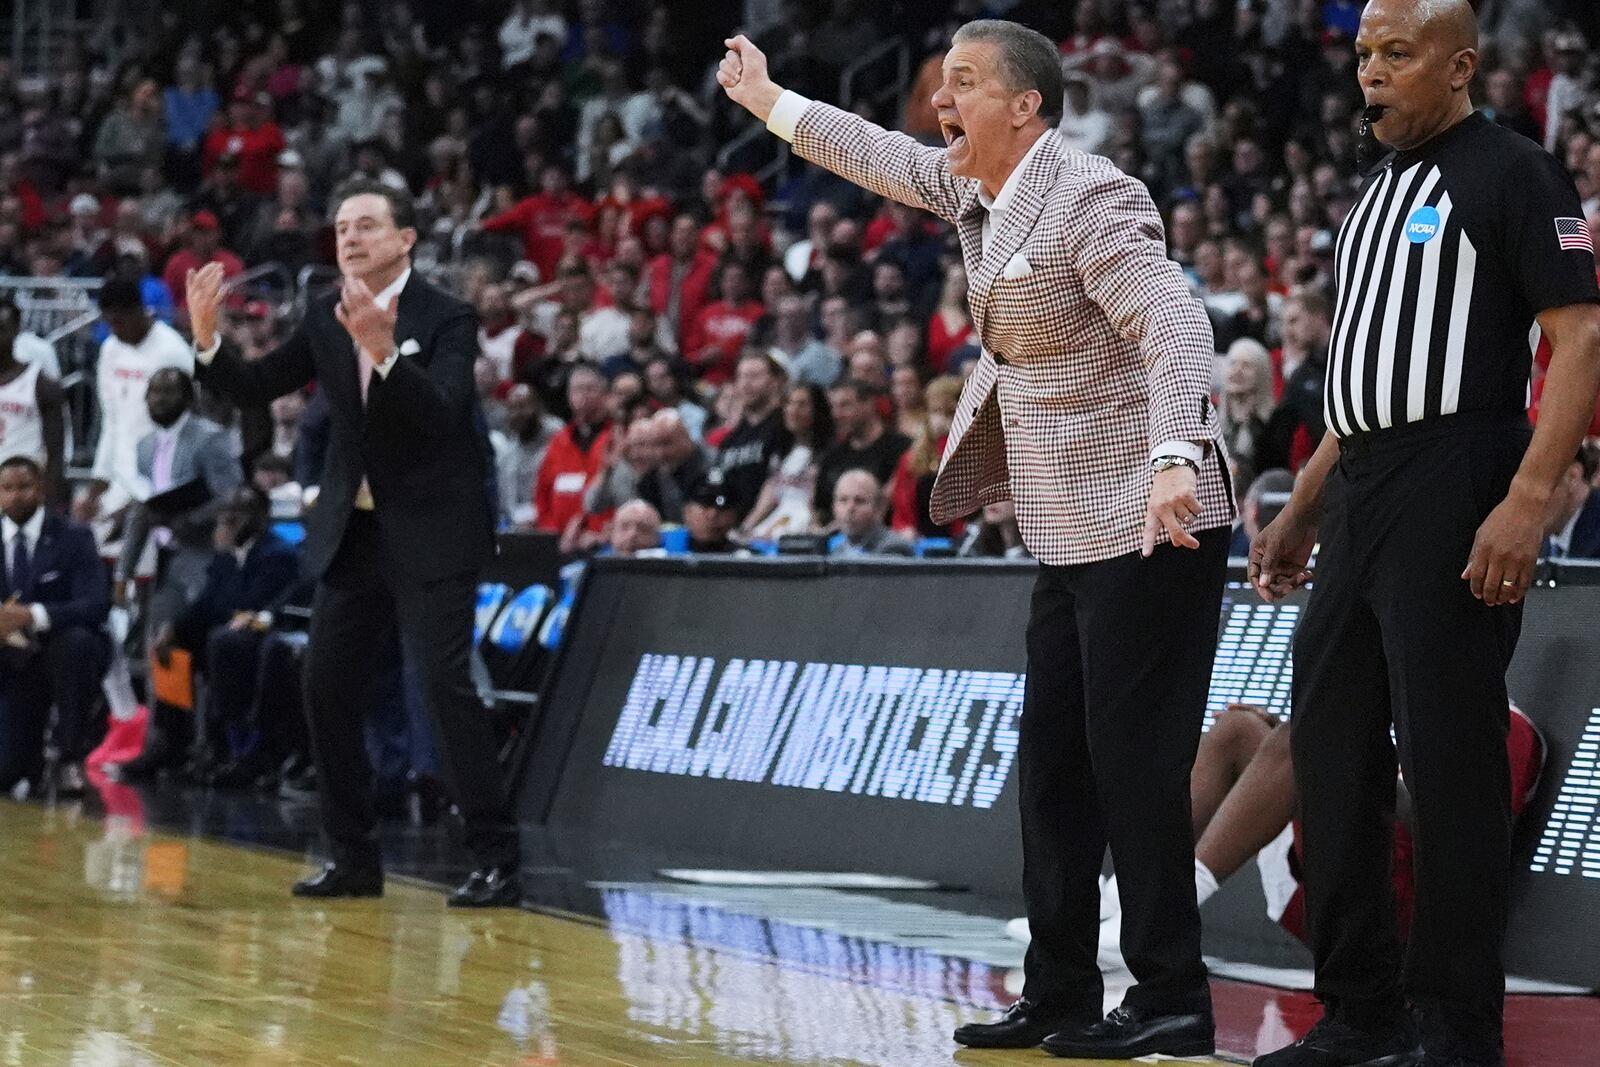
[1001,253,1033,281]
[398,338,421,356]
[39,571,58,583]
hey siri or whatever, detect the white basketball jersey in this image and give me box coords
[0,362,45,464]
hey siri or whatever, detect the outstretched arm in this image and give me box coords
[716,35,967,224]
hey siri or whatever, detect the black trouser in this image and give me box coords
[303,511,516,870]
[1020,527,1228,1017]
[1292,415,1527,1058]
[0,627,110,787]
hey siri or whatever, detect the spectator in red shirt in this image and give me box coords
[163,211,245,310]
[479,163,595,287]
[532,362,612,536]
[925,266,973,375]
[685,262,764,386]
[891,375,963,539]
[647,213,716,351]
[202,88,286,197]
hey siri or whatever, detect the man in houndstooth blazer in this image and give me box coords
[721,20,1235,1061]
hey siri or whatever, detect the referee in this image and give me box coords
[1251,3,1600,1067]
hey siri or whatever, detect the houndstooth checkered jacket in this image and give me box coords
[790,102,1236,566]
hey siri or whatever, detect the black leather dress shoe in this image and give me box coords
[291,862,383,898]
[953,998,1097,1049]
[447,866,522,908]
[1043,1005,1215,1059]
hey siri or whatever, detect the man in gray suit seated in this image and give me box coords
[828,470,913,557]
[111,367,242,778]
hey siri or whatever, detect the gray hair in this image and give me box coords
[951,19,1064,124]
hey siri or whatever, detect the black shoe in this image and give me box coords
[953,998,1096,1049]
[1253,1014,1421,1067]
[447,866,522,908]
[1043,1005,1215,1060]
[291,862,383,898]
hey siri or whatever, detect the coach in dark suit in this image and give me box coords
[185,177,519,907]
[0,456,111,792]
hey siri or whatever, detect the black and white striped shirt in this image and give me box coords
[1325,112,1599,438]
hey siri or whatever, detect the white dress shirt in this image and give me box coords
[2,508,52,634]
[765,91,1203,466]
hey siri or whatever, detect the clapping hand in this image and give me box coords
[334,276,399,362]
[716,35,783,122]
[186,262,228,350]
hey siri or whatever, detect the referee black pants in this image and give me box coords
[1020,527,1228,1017]
[1292,415,1528,1057]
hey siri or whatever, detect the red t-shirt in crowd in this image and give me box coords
[648,252,717,350]
[686,299,764,385]
[926,311,973,375]
[533,421,612,534]
[481,192,596,284]
[202,122,287,196]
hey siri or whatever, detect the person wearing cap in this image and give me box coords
[203,86,286,197]
[163,212,244,311]
[194,151,260,253]
[682,473,741,553]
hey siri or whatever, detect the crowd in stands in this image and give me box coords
[2,0,1600,796]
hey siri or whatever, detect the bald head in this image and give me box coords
[1356,0,1479,152]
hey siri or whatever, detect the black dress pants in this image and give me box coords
[0,627,110,787]
[1020,527,1228,1017]
[302,511,516,870]
[1291,415,1527,1058]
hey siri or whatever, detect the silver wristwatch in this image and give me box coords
[1151,454,1199,475]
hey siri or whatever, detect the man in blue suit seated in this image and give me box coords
[1542,445,1600,560]
[0,456,111,794]
[151,485,300,787]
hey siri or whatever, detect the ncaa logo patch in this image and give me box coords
[1405,206,1441,244]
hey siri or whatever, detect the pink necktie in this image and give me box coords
[358,348,374,404]
[152,431,176,491]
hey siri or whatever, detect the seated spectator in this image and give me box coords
[533,363,612,536]
[925,267,973,375]
[715,350,792,517]
[580,409,657,543]
[163,211,245,311]
[1543,446,1600,559]
[815,379,912,526]
[829,471,913,557]
[686,261,765,385]
[890,364,926,440]
[94,78,167,196]
[1232,468,1295,558]
[250,453,304,521]
[110,369,244,779]
[493,384,564,528]
[1218,339,1276,468]
[0,457,111,796]
[642,355,708,442]
[769,294,842,388]
[0,296,66,506]
[478,283,544,384]
[606,499,663,557]
[636,411,709,524]
[743,382,834,540]
[1258,291,1331,473]
[891,376,963,539]
[151,486,300,787]
[682,473,741,554]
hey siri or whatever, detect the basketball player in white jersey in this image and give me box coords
[0,296,65,507]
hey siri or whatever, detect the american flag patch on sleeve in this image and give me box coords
[1556,217,1593,253]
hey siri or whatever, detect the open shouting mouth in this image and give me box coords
[940,117,968,154]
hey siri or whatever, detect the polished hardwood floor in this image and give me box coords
[0,795,1237,1067]
[3,782,1596,1067]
